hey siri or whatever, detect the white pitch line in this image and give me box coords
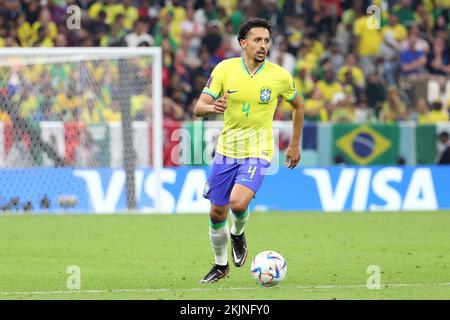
[1,282,450,296]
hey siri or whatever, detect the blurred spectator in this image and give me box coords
[304,88,328,122]
[228,1,246,34]
[125,17,154,47]
[169,51,192,95]
[163,96,185,121]
[316,69,343,102]
[202,19,223,55]
[428,72,450,100]
[159,1,187,46]
[299,43,322,76]
[354,94,376,123]
[55,33,68,47]
[178,32,201,69]
[400,24,430,53]
[335,9,354,55]
[115,0,139,30]
[330,91,354,123]
[80,91,103,124]
[285,14,306,54]
[260,0,284,34]
[22,0,41,25]
[428,101,449,122]
[379,86,409,122]
[74,129,101,167]
[153,15,178,50]
[269,36,296,74]
[30,7,58,46]
[0,0,20,14]
[342,70,362,103]
[293,66,314,99]
[380,29,401,86]
[392,0,416,27]
[415,2,433,36]
[400,34,428,79]
[221,19,241,55]
[337,53,365,88]
[400,33,429,106]
[427,37,450,79]
[131,81,152,120]
[194,0,219,26]
[85,10,110,41]
[3,36,18,47]
[16,14,31,46]
[365,73,386,117]
[100,20,126,46]
[88,0,114,25]
[180,4,206,55]
[352,4,383,75]
[412,97,432,123]
[436,131,450,164]
[325,41,345,75]
[383,14,408,43]
[434,14,449,36]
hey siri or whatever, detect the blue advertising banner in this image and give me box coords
[1,166,449,213]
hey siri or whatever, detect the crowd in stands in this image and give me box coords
[0,0,449,124]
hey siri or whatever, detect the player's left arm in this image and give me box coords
[285,94,304,169]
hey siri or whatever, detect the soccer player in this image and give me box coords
[194,18,304,283]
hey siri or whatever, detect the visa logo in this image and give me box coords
[303,168,438,211]
[74,169,210,213]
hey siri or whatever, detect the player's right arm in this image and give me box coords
[194,93,228,117]
[194,61,228,117]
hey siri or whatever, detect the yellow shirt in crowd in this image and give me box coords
[353,16,383,57]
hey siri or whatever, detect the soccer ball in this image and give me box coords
[251,250,287,287]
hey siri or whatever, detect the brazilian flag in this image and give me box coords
[333,124,400,165]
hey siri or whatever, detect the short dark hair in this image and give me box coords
[238,18,272,42]
[432,101,443,110]
[439,131,449,140]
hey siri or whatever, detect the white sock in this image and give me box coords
[230,208,250,236]
[209,219,230,266]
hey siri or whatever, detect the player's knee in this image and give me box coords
[210,206,228,221]
[230,199,247,216]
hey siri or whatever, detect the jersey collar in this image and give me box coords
[241,57,266,76]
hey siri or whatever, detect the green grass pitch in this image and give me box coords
[0,211,450,300]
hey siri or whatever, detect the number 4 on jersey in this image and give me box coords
[248,166,256,179]
[242,102,251,118]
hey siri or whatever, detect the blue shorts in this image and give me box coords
[203,153,271,206]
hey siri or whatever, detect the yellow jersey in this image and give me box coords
[353,16,382,56]
[337,66,365,87]
[202,57,298,162]
[382,24,408,42]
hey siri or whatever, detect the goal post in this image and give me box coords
[0,47,163,213]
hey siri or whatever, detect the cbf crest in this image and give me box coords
[259,87,272,104]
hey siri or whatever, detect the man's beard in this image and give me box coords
[254,55,265,63]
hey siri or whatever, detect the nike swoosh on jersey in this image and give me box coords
[227,90,239,94]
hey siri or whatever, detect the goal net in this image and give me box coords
[0,48,163,213]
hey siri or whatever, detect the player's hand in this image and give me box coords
[211,93,228,113]
[285,145,301,169]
